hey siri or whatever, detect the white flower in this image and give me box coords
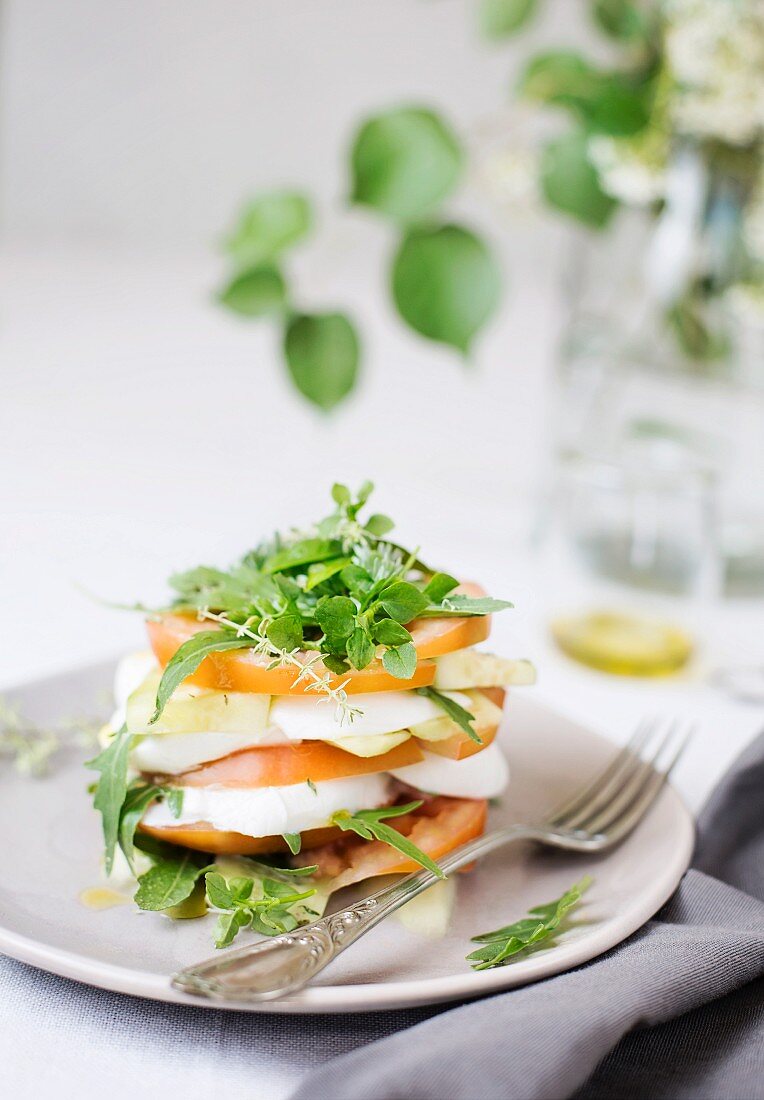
[663,0,764,145]
[588,135,667,205]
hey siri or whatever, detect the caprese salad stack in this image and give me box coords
[93,483,534,911]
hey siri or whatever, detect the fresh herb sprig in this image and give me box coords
[331,802,446,879]
[149,482,512,724]
[467,877,592,970]
[205,867,320,948]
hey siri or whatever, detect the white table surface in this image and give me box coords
[2,244,763,1099]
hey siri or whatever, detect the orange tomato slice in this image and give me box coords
[295,796,488,890]
[157,737,424,789]
[146,615,436,696]
[138,795,487,875]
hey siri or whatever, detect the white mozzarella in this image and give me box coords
[142,772,392,838]
[388,741,509,799]
[270,690,471,741]
[131,731,286,774]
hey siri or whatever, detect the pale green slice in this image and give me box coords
[126,670,271,736]
[411,690,503,742]
[324,730,411,757]
[433,649,536,690]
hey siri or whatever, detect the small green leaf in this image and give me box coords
[218,264,287,317]
[135,853,211,911]
[164,787,184,819]
[305,557,352,591]
[424,572,460,603]
[540,130,617,229]
[331,802,444,879]
[592,0,649,41]
[263,537,340,574]
[418,686,482,744]
[204,872,235,910]
[284,312,360,411]
[347,626,376,670]
[86,725,133,875]
[467,877,591,969]
[282,832,302,855]
[266,614,304,652]
[427,594,513,616]
[215,908,251,949]
[365,513,395,537]
[151,631,253,723]
[316,595,357,640]
[323,654,350,675]
[224,191,311,267]
[480,0,537,39]
[372,619,412,646]
[118,782,161,871]
[350,106,463,222]
[378,581,429,623]
[382,642,417,679]
[391,224,501,354]
[331,483,352,506]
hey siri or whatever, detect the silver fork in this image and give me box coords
[172,716,691,1003]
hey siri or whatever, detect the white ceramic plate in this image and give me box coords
[0,661,693,1013]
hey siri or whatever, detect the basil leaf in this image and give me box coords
[350,106,463,222]
[134,853,212,911]
[151,631,252,723]
[392,224,501,354]
[86,725,133,875]
[378,581,429,623]
[382,642,417,679]
[284,312,360,412]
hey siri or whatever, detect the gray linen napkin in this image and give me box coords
[290,732,764,1100]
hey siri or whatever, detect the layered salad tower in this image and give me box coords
[91,484,534,940]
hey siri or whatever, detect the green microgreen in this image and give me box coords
[467,876,592,970]
[331,802,446,880]
[143,482,512,725]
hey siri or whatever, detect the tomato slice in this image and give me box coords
[159,737,424,788]
[147,615,436,696]
[146,582,492,696]
[138,820,343,856]
[294,796,488,890]
[138,795,487,876]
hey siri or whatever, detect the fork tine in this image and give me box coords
[597,728,692,844]
[574,722,680,835]
[547,716,655,828]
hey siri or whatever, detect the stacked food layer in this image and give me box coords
[93,483,535,892]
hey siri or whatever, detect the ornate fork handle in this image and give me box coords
[172,822,545,1002]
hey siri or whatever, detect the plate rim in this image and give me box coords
[0,670,695,1013]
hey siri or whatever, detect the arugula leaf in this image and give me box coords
[118,781,162,871]
[86,724,133,874]
[417,686,482,744]
[420,595,514,617]
[134,851,213,911]
[282,832,302,855]
[382,642,417,679]
[204,868,318,948]
[151,631,252,724]
[467,877,592,970]
[331,802,446,879]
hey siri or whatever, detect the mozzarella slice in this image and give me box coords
[131,730,290,774]
[142,772,392,838]
[388,742,509,799]
[269,690,471,741]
